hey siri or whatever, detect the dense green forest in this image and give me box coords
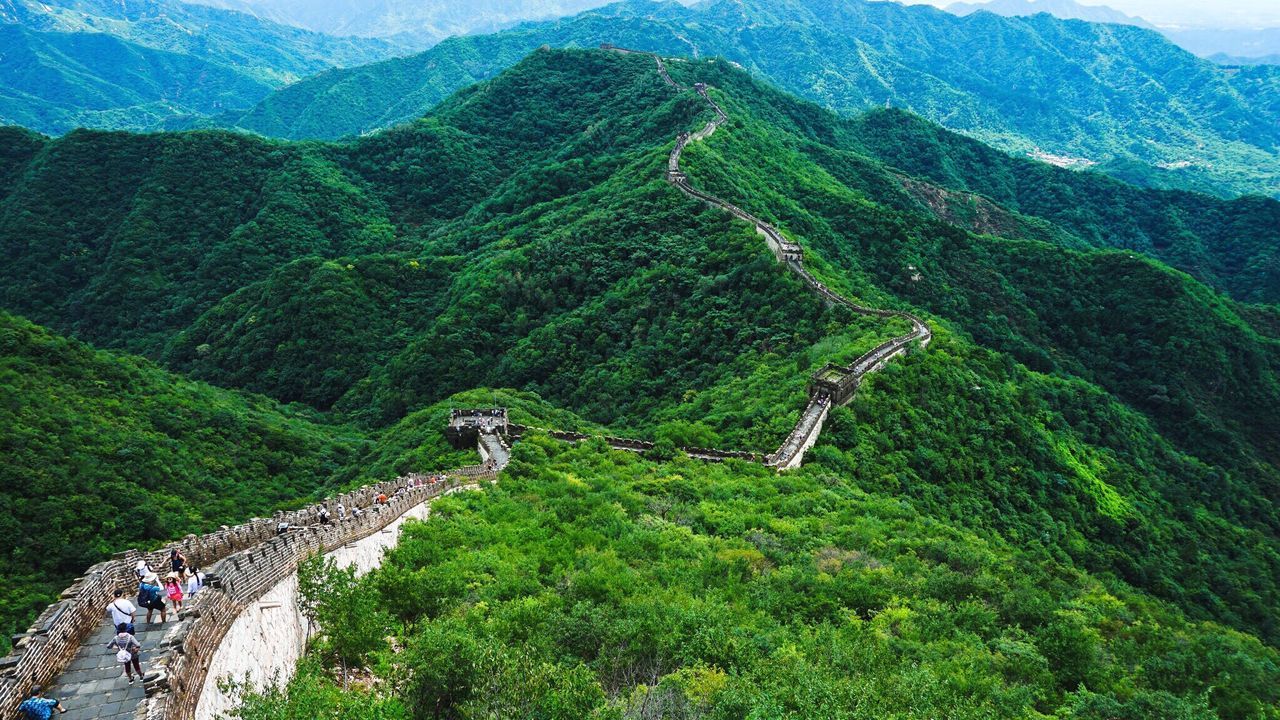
[0,311,367,636]
[220,0,1280,199]
[1,46,1279,717]
[229,438,1280,719]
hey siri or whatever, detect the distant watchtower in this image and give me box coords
[445,408,510,449]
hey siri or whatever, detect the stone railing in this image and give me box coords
[0,467,491,720]
[603,44,932,468]
[139,470,490,720]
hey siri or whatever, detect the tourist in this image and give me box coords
[106,623,143,684]
[169,549,188,578]
[352,506,363,518]
[107,589,136,635]
[164,573,184,613]
[376,492,388,504]
[317,505,331,524]
[185,566,205,598]
[17,686,65,718]
[138,573,166,623]
[336,502,346,520]
[133,559,150,581]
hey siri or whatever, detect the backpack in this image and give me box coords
[116,647,132,663]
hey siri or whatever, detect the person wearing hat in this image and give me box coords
[138,572,167,624]
[17,686,65,718]
[163,572,184,613]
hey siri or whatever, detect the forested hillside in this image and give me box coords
[223,0,1280,199]
[232,438,1280,719]
[0,0,406,133]
[0,310,368,637]
[2,47,1279,716]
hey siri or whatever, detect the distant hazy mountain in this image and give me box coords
[943,0,1280,62]
[0,0,409,133]
[1166,26,1280,63]
[1209,52,1280,66]
[945,0,1153,28]
[224,0,1280,199]
[0,24,272,133]
[180,0,662,43]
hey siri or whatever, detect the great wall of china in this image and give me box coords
[2,47,931,720]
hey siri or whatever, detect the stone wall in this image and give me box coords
[0,468,491,720]
[137,470,496,720]
[190,485,474,720]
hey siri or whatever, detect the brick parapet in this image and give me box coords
[1,468,492,719]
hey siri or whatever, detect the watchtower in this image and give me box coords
[445,408,510,449]
[809,364,860,406]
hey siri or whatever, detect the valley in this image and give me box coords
[0,2,1277,715]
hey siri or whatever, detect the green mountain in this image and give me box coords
[0,309,368,637]
[3,47,1280,715]
[225,0,1280,199]
[945,0,1154,28]
[0,24,274,133]
[0,0,408,133]
[184,0,634,44]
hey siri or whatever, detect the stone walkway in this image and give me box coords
[46,614,171,720]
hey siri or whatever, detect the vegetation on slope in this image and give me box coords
[1,50,1279,694]
[229,439,1280,719]
[0,0,408,133]
[223,0,1280,199]
[0,310,368,637]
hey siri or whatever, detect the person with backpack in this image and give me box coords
[106,623,143,684]
[138,574,166,623]
[17,686,65,718]
[106,589,136,635]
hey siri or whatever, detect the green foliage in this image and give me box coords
[220,660,407,720]
[0,310,367,637]
[0,0,408,134]
[271,441,1280,718]
[225,0,1280,198]
[298,554,392,672]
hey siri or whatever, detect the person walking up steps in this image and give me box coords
[164,573,184,613]
[186,566,205,598]
[106,623,143,684]
[169,548,188,578]
[107,589,136,635]
[17,686,66,718]
[138,573,166,623]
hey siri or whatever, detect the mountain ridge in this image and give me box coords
[219,0,1280,199]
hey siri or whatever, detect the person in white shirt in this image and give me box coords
[107,589,136,635]
[186,567,205,598]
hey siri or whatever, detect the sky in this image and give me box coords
[898,0,1280,28]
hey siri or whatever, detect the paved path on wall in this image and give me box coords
[634,48,932,467]
[45,615,171,720]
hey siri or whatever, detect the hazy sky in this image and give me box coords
[899,0,1280,27]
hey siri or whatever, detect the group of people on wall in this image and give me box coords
[17,475,455,719]
[17,550,205,719]
[108,549,206,684]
